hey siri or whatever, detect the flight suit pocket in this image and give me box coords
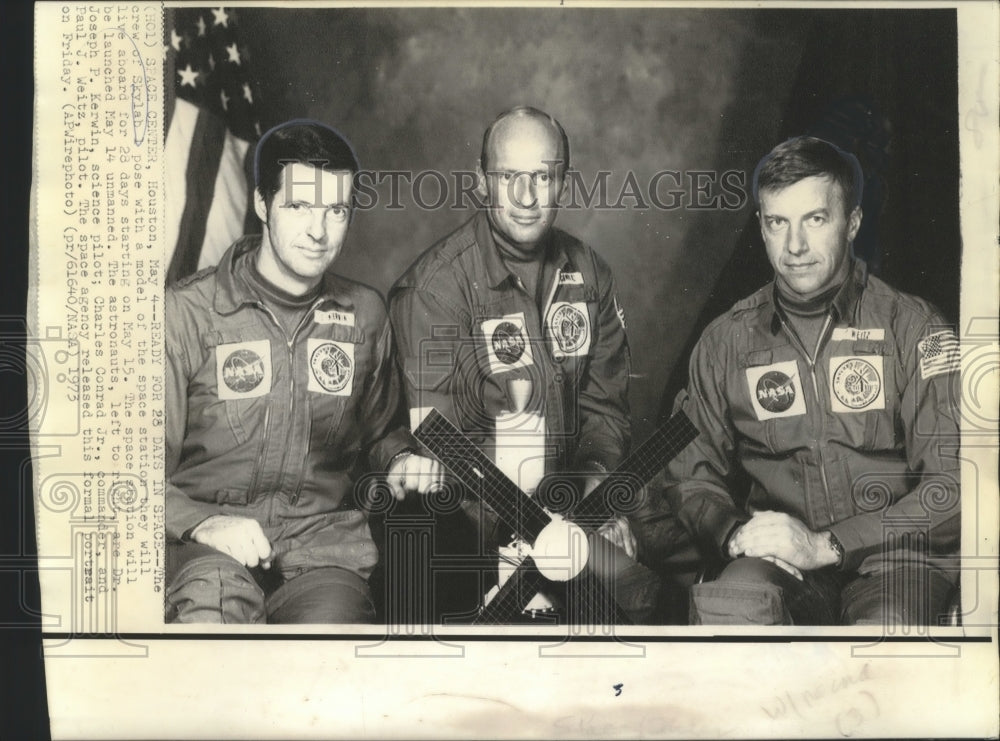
[216,488,250,506]
[308,324,366,447]
[200,330,273,447]
[690,579,786,625]
[401,353,457,432]
[548,284,598,366]
[828,341,899,451]
[403,355,452,393]
[736,348,807,455]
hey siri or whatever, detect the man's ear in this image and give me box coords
[555,167,568,206]
[475,162,489,200]
[253,188,268,224]
[847,205,862,242]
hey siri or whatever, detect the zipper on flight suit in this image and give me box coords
[246,405,270,502]
[285,300,328,503]
[252,299,326,506]
[778,312,835,524]
[503,266,566,476]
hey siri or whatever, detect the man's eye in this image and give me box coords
[766,218,786,230]
[536,172,550,184]
[808,215,827,226]
[499,172,513,182]
[328,206,349,221]
[286,202,307,211]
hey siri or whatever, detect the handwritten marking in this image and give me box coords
[613,683,623,696]
[834,689,880,737]
[761,662,872,720]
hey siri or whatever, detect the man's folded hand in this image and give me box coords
[190,514,273,569]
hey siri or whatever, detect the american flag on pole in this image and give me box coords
[918,329,961,380]
[164,7,262,284]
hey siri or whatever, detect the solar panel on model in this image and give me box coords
[414,409,551,543]
[570,411,700,531]
[414,409,699,625]
[470,410,699,625]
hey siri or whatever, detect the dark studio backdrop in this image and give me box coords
[0,9,964,733]
[228,7,960,442]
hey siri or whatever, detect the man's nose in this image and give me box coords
[512,174,537,208]
[307,209,327,241]
[786,224,808,255]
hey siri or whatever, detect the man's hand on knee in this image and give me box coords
[190,515,273,569]
[728,510,839,571]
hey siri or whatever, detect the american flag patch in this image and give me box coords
[918,330,960,380]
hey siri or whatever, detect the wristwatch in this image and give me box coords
[826,530,845,567]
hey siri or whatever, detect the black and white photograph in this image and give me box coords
[22,2,999,738]
[160,4,967,629]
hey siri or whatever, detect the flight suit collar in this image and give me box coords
[474,210,568,290]
[767,258,870,334]
[213,235,356,315]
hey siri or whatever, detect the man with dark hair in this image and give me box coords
[389,106,649,620]
[165,119,442,624]
[664,135,960,625]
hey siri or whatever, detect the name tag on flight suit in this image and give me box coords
[558,271,584,285]
[307,338,355,396]
[216,340,272,400]
[314,308,355,327]
[831,327,885,342]
[745,360,807,421]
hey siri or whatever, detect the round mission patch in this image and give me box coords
[833,358,881,409]
[550,304,589,354]
[310,342,353,393]
[492,321,526,364]
[755,370,797,413]
[221,348,266,393]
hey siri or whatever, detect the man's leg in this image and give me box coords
[690,557,843,625]
[164,541,266,624]
[265,567,376,624]
[840,562,957,626]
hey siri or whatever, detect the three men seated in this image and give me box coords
[165,117,960,626]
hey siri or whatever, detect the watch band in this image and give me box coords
[827,531,845,567]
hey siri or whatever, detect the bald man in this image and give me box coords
[389,106,650,622]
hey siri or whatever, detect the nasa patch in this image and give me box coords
[546,301,591,357]
[307,338,355,396]
[829,355,885,413]
[480,313,534,375]
[745,360,807,420]
[216,340,272,400]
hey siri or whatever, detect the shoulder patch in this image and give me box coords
[918,330,960,380]
[613,295,627,330]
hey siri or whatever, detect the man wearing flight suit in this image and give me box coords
[664,136,960,624]
[165,120,441,624]
[389,106,648,620]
